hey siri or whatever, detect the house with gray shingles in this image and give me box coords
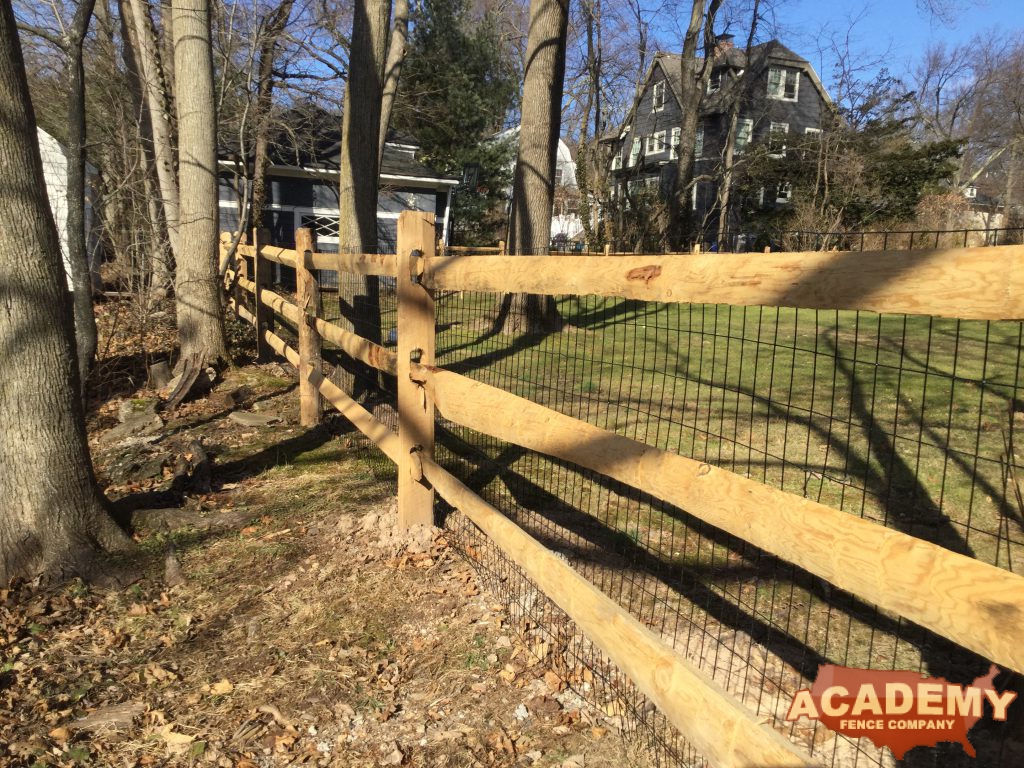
[218,115,459,257]
[605,38,832,245]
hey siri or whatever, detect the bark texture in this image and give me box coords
[500,0,568,333]
[64,0,99,392]
[377,0,409,166]
[249,0,296,228]
[335,0,390,397]
[0,0,129,583]
[172,0,227,362]
[338,0,390,255]
[667,0,720,250]
[128,0,179,264]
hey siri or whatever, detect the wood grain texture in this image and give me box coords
[252,228,273,361]
[417,365,1024,672]
[421,246,1024,319]
[295,228,322,427]
[419,455,815,768]
[227,297,255,326]
[314,317,398,376]
[396,212,436,529]
[234,269,399,376]
[242,239,397,276]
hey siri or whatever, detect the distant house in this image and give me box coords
[37,128,99,290]
[494,126,586,243]
[605,38,832,242]
[218,121,459,255]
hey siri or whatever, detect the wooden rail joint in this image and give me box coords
[408,446,424,482]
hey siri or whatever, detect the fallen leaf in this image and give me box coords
[156,724,195,755]
[208,678,234,696]
[48,726,70,743]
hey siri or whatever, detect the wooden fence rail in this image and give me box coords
[221,214,1024,768]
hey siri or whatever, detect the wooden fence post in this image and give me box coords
[295,228,322,427]
[253,227,272,361]
[219,232,230,282]
[396,211,436,530]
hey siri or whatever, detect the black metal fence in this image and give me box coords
[261,239,1024,768]
[551,227,1024,255]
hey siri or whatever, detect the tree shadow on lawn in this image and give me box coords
[433,424,1014,767]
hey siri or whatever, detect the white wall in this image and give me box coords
[37,128,96,291]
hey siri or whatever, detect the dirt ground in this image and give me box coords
[0,305,635,768]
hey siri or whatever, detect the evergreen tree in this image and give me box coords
[395,0,517,243]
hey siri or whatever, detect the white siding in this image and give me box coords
[37,128,97,291]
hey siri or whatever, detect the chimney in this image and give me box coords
[715,34,735,56]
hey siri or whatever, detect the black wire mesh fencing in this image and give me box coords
[431,282,1023,767]
[250,232,1024,767]
[550,227,1024,254]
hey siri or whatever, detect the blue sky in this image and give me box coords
[776,0,1023,85]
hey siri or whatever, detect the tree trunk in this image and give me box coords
[128,0,179,263]
[62,0,99,396]
[336,0,390,397]
[378,0,409,166]
[172,0,227,363]
[118,0,170,297]
[339,0,390,254]
[0,0,130,583]
[498,0,569,334]
[667,0,720,250]
[715,1,758,250]
[249,0,296,231]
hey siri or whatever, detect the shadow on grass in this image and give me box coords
[434,420,1012,767]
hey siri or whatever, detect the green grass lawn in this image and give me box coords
[279,282,1022,762]
[435,293,1023,572]
[432,293,1024,740]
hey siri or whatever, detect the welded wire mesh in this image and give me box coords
[250,240,1024,766]
[431,275,1024,767]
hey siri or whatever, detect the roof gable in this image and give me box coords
[618,39,832,132]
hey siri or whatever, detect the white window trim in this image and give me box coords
[628,137,642,167]
[767,67,799,102]
[670,127,681,160]
[648,130,667,155]
[769,121,789,158]
[776,182,792,204]
[805,127,822,135]
[652,81,666,113]
[695,123,705,158]
[691,183,698,211]
[707,69,722,94]
[735,118,753,154]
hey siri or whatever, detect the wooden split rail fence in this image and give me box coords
[222,212,1024,768]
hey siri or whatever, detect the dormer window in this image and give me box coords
[707,69,722,94]
[652,81,666,112]
[768,67,799,101]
